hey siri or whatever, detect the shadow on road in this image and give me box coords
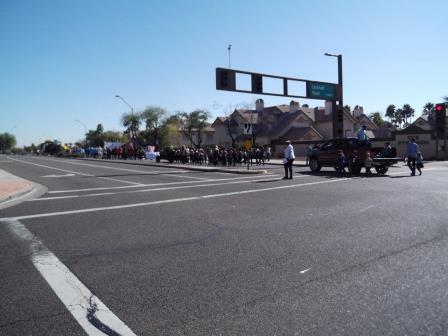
[297,170,399,179]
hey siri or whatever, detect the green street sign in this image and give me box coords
[307,81,336,100]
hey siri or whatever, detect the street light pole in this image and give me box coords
[115,94,138,146]
[324,53,343,107]
[115,94,134,115]
[74,119,88,145]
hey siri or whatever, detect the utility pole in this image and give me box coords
[227,44,232,69]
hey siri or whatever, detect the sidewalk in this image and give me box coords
[0,169,34,208]
[75,157,308,174]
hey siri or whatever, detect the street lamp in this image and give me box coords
[115,94,137,140]
[74,119,88,145]
[324,53,343,107]
[115,94,134,115]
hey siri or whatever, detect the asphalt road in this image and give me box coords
[1,155,448,336]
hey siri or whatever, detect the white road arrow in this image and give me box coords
[42,173,76,178]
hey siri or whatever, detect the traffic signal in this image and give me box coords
[435,103,446,136]
[337,109,344,122]
[251,74,263,93]
[333,105,344,138]
[216,68,236,91]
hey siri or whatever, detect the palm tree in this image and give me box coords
[385,104,396,122]
[394,108,404,128]
[402,104,415,127]
[422,102,434,117]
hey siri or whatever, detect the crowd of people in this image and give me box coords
[82,143,146,160]
[166,146,272,166]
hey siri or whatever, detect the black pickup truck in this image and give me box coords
[308,138,400,174]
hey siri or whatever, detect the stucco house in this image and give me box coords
[212,99,377,147]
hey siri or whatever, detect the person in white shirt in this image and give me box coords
[283,140,295,180]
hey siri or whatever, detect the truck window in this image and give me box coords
[321,141,334,150]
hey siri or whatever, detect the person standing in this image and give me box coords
[357,125,368,141]
[382,142,393,157]
[305,144,313,166]
[405,137,419,176]
[416,152,424,175]
[283,140,295,180]
[365,152,373,176]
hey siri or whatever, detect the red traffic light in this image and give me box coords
[436,103,445,111]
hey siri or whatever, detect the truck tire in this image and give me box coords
[309,158,321,172]
[375,166,388,174]
[348,162,361,175]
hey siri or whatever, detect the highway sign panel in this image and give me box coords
[306,81,336,100]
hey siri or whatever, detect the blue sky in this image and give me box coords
[1,0,447,146]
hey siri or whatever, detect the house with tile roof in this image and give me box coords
[171,100,379,150]
[211,99,375,147]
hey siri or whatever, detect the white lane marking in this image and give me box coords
[30,156,210,180]
[300,268,312,274]
[3,178,350,221]
[42,173,75,178]
[7,157,142,186]
[160,173,209,180]
[3,219,137,336]
[29,175,306,201]
[47,174,280,194]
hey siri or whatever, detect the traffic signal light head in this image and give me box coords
[436,103,445,112]
[251,74,263,93]
[435,103,446,136]
[216,68,236,91]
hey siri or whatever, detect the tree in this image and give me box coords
[394,108,404,128]
[102,131,127,143]
[344,105,351,112]
[161,113,183,147]
[368,112,385,127]
[85,124,105,147]
[121,113,140,140]
[0,133,17,153]
[179,109,210,148]
[402,104,415,127]
[422,102,434,117]
[140,106,167,147]
[385,104,396,121]
[96,123,104,134]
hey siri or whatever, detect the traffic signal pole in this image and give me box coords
[435,103,447,161]
[443,114,447,161]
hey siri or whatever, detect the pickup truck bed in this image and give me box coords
[308,138,399,174]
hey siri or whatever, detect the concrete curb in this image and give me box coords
[0,169,36,209]
[72,157,269,174]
